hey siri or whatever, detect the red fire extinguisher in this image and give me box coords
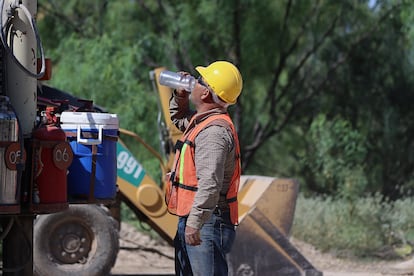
[32,106,73,206]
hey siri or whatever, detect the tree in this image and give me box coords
[37,0,414,198]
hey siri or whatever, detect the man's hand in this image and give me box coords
[174,87,188,97]
[185,225,201,246]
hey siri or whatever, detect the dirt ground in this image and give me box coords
[111,223,175,275]
[110,222,405,276]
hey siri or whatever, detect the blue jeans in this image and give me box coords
[174,211,236,276]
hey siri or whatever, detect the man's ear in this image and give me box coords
[200,88,211,100]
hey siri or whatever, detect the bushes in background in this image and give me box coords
[292,195,414,259]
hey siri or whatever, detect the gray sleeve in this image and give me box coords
[186,125,234,229]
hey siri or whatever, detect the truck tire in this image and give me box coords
[34,204,119,276]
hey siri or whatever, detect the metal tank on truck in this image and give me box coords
[0,96,21,209]
[33,68,322,276]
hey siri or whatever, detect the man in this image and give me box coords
[165,61,243,275]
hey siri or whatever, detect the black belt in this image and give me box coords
[213,206,230,216]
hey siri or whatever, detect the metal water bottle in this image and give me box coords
[159,71,196,92]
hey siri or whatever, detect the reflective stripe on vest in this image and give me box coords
[179,142,187,186]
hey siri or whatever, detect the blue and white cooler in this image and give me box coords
[60,111,119,201]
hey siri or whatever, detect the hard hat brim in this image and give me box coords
[195,66,206,78]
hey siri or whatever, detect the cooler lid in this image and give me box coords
[60,112,119,127]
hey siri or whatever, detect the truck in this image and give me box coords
[33,68,323,276]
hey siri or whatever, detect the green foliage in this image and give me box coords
[292,195,414,259]
[36,0,414,201]
[300,115,368,198]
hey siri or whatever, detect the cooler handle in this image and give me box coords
[77,125,103,145]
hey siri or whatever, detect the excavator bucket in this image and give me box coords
[228,176,323,276]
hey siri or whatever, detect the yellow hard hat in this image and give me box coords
[196,61,243,105]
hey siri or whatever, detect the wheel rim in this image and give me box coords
[49,221,93,264]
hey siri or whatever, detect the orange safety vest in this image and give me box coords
[165,113,241,225]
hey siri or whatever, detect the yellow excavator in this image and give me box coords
[33,68,323,276]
